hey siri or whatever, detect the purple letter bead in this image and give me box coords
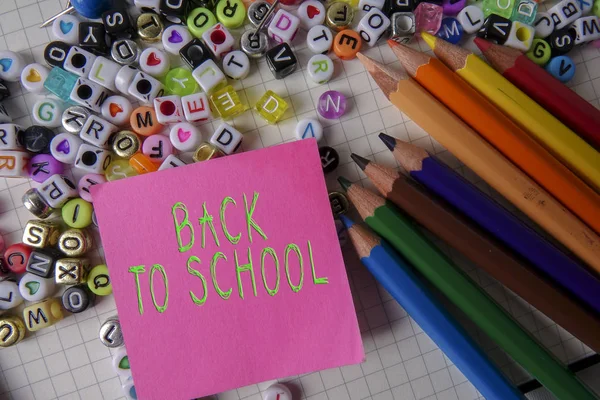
[442,0,466,16]
[28,154,64,183]
[317,90,346,119]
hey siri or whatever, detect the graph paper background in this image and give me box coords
[0,0,599,399]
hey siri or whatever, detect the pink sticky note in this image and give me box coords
[92,139,364,400]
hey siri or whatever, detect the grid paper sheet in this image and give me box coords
[0,0,599,399]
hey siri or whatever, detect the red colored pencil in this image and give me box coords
[475,37,600,149]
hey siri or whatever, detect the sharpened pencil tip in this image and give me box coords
[379,133,396,151]
[338,176,353,191]
[420,32,437,49]
[338,214,355,229]
[473,37,491,52]
[351,153,371,171]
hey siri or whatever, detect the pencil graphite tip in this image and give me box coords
[379,133,397,151]
[338,214,355,229]
[420,32,437,50]
[338,176,353,191]
[473,37,492,53]
[351,153,371,171]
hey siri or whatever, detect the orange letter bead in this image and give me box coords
[129,153,158,174]
[129,106,164,137]
[333,30,362,60]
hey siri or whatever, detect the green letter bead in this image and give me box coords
[216,0,246,29]
[593,0,600,17]
[165,68,198,96]
[483,0,515,18]
[62,198,93,229]
[526,39,552,66]
[187,8,217,38]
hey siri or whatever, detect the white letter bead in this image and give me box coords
[295,118,323,141]
[21,64,50,93]
[268,9,301,43]
[32,99,64,128]
[202,23,235,59]
[50,132,83,164]
[573,16,600,45]
[307,25,334,54]
[534,12,555,38]
[39,174,78,208]
[163,25,192,54]
[193,59,226,94]
[0,51,26,82]
[308,54,334,84]
[0,281,23,310]
[0,124,22,150]
[139,48,170,78]
[74,144,113,174]
[457,5,484,34]
[358,8,391,47]
[113,347,131,377]
[504,21,535,51]
[101,95,133,126]
[170,122,202,152]
[115,66,140,95]
[264,384,292,400]
[51,14,80,44]
[0,151,29,177]
[80,115,118,148]
[64,46,97,78]
[549,0,582,30]
[128,72,165,104]
[70,77,110,113]
[210,123,242,154]
[298,1,326,30]
[159,154,186,170]
[182,92,212,122]
[89,56,121,91]
[154,95,184,124]
[222,51,250,80]
[19,273,56,302]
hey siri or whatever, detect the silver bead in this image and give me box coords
[248,1,273,27]
[391,12,416,44]
[240,30,268,59]
[62,106,90,134]
[22,188,54,219]
[111,39,140,66]
[99,317,124,348]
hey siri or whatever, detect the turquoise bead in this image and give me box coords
[44,67,78,101]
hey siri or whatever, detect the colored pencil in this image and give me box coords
[341,215,524,400]
[387,40,600,235]
[352,152,600,351]
[356,52,600,274]
[420,32,600,193]
[474,37,600,149]
[339,177,596,400]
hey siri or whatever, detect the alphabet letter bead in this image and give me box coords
[318,90,346,119]
[75,144,113,174]
[88,264,112,296]
[62,106,89,134]
[137,12,164,42]
[52,14,81,45]
[79,23,108,53]
[334,30,362,60]
[163,25,193,54]
[44,41,71,69]
[210,123,242,154]
[0,281,24,310]
[534,12,554,38]
[512,0,537,25]
[358,8,391,46]
[504,21,534,51]
[0,51,25,82]
[216,0,246,29]
[266,43,298,79]
[548,28,575,56]
[62,285,94,313]
[105,159,138,181]
[255,90,289,124]
[179,38,214,69]
[359,0,385,12]
[308,54,334,84]
[64,46,97,78]
[240,30,269,59]
[170,122,202,151]
[264,384,292,400]
[549,0,582,30]
[128,72,165,104]
[32,99,63,128]
[23,298,64,332]
[62,199,94,229]
[477,14,512,44]
[26,249,59,278]
[129,153,158,174]
[23,220,60,249]
[111,131,140,159]
[483,0,515,18]
[457,5,484,34]
[44,67,78,102]
[101,95,133,126]
[4,243,32,274]
[55,258,89,285]
[165,68,198,97]
[139,48,171,78]
[248,1,273,27]
[0,124,22,150]
[319,146,339,173]
[0,316,26,347]
[572,16,600,45]
[307,25,334,54]
[326,2,354,31]
[414,2,443,34]
[159,154,186,170]
[142,135,173,163]
[210,85,246,119]
[131,106,164,136]
[21,64,50,93]
[442,0,466,15]
[269,9,301,43]
[50,133,83,164]
[102,8,134,38]
[28,154,64,183]
[78,173,106,202]
[58,228,93,256]
[193,142,224,162]
[19,273,57,302]
[182,92,212,121]
[39,174,78,208]
[113,347,131,377]
[546,55,576,82]
[22,188,54,219]
[526,38,551,66]
[70,77,110,113]
[298,1,326,30]
[99,317,124,347]
[111,39,140,65]
[154,95,185,124]
[202,23,235,59]
[22,125,55,154]
[0,150,29,177]
[89,56,121,91]
[222,51,250,80]
[80,115,118,149]
[115,65,139,94]
[295,119,323,141]
[436,17,464,44]
[160,0,189,24]
[192,59,226,93]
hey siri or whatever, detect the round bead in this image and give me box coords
[0,280,24,310]
[329,191,349,216]
[436,17,463,44]
[307,25,334,54]
[19,273,56,302]
[142,135,173,163]
[0,51,26,82]
[62,198,94,229]
[113,347,131,377]
[241,30,269,59]
[546,55,576,83]
[248,1,273,27]
[526,38,552,66]
[130,106,163,136]
[111,39,140,65]
[187,8,217,38]
[22,188,54,219]
[317,90,346,119]
[307,54,334,84]
[122,376,137,400]
[62,106,90,134]
[139,48,170,78]
[105,159,138,181]
[319,146,339,173]
[102,95,133,126]
[533,12,554,39]
[216,0,246,29]
[58,228,93,257]
[165,68,198,96]
[162,25,193,55]
[136,13,164,42]
[594,0,600,17]
[99,316,124,347]
[264,384,292,400]
[51,14,81,45]
[326,2,354,31]
[112,131,140,159]
[22,126,55,154]
[298,1,326,30]
[50,132,83,164]
[88,264,112,296]
[32,99,64,128]
[62,285,94,313]
[115,66,140,94]
[457,5,484,34]
[78,173,106,202]
[193,142,224,162]
[170,122,202,152]
[129,153,158,174]
[0,316,26,347]
[222,51,250,80]
[20,63,50,93]
[295,118,323,141]
[333,30,362,60]
[28,154,64,183]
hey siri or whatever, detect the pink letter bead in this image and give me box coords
[142,135,173,163]
[317,90,346,119]
[78,173,106,202]
[414,2,443,34]
[268,9,301,43]
[28,154,64,183]
[170,122,202,152]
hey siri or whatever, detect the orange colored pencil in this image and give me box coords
[387,40,600,234]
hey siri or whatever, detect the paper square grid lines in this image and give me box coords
[1,0,600,399]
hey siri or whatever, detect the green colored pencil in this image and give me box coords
[339,176,596,400]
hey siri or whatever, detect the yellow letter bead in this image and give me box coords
[255,90,289,124]
[0,316,26,347]
[23,298,64,332]
[55,258,90,285]
[129,153,158,174]
[193,142,225,162]
[209,85,247,119]
[22,220,60,249]
[88,264,112,296]
[62,198,94,229]
[105,159,138,181]
[111,131,140,159]
[58,229,93,257]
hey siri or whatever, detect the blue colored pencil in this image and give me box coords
[340,215,524,400]
[380,133,600,316]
